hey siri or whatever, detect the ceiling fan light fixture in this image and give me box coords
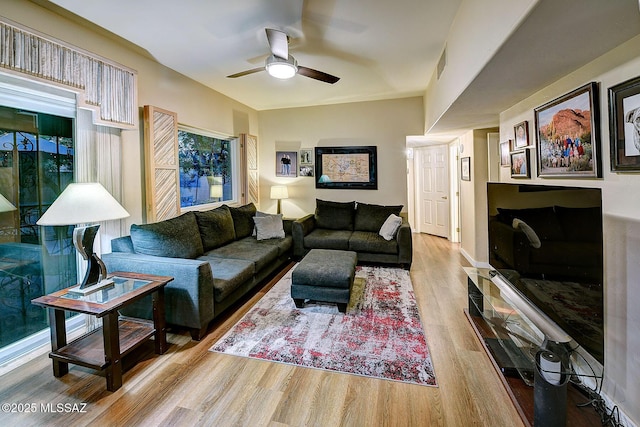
[266,55,298,79]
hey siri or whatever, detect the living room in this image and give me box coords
[1,0,640,426]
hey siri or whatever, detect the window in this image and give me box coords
[178,127,238,209]
[0,105,76,351]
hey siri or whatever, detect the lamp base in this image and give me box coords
[67,278,115,296]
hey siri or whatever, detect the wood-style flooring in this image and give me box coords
[0,233,524,426]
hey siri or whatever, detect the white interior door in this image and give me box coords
[417,145,450,238]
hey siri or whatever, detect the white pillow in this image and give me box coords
[379,214,403,241]
[512,218,541,249]
[253,213,285,240]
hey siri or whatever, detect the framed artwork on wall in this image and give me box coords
[608,75,640,171]
[276,151,298,177]
[510,150,530,178]
[513,121,529,149]
[315,146,377,189]
[500,141,511,167]
[534,82,601,178]
[461,157,471,181]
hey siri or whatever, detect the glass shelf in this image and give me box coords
[60,276,152,304]
[465,267,545,386]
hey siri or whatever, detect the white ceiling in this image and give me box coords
[41,0,640,136]
[47,0,461,111]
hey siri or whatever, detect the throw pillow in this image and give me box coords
[253,213,285,240]
[315,199,356,230]
[227,202,257,239]
[194,205,236,251]
[354,202,403,232]
[379,214,403,241]
[512,218,542,249]
[130,211,204,259]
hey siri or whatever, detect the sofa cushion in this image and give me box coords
[205,238,279,273]
[194,205,236,251]
[228,203,257,239]
[199,256,254,302]
[379,214,403,240]
[349,231,399,254]
[253,213,285,240]
[315,199,356,230]
[496,207,563,241]
[304,228,352,251]
[130,212,203,259]
[354,202,403,232]
[253,235,293,257]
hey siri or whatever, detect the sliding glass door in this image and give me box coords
[0,105,76,351]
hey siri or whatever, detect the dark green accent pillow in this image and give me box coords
[227,202,257,239]
[130,211,204,259]
[194,205,236,251]
[315,199,356,230]
[354,202,403,232]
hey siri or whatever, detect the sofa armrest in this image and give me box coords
[103,252,215,331]
[292,214,316,258]
[397,221,413,268]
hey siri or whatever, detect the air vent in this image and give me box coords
[437,47,447,80]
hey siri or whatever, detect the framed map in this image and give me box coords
[315,146,377,189]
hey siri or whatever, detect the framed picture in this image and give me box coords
[461,157,471,181]
[534,82,601,178]
[276,151,297,177]
[299,148,313,165]
[608,75,640,171]
[510,150,530,178]
[514,121,529,148]
[315,146,377,189]
[299,165,314,177]
[500,141,511,167]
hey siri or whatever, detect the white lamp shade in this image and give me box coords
[0,193,16,213]
[270,185,289,200]
[36,183,130,226]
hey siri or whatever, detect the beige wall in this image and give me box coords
[258,97,424,218]
[459,128,493,264]
[498,34,640,426]
[423,0,537,132]
[2,0,260,227]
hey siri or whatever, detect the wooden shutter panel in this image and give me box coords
[143,105,180,222]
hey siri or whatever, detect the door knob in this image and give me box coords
[442,196,448,200]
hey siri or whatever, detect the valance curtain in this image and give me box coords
[0,16,137,129]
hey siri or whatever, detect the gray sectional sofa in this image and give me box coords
[292,199,412,269]
[103,203,292,340]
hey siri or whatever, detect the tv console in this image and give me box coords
[464,267,601,427]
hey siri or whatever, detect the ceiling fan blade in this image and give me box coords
[265,28,289,59]
[297,66,340,84]
[226,67,264,78]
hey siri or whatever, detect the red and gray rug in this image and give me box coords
[210,265,437,386]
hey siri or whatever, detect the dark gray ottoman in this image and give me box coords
[291,249,358,313]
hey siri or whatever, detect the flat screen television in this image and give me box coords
[487,182,604,364]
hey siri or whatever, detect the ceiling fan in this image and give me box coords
[227,28,340,84]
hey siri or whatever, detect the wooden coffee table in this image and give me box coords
[31,271,173,392]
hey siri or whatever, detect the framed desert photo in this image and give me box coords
[534,82,601,178]
[510,150,530,178]
[513,121,529,148]
[461,157,471,181]
[276,151,297,177]
[500,141,511,167]
[608,75,640,171]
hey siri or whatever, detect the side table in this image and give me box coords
[31,271,173,392]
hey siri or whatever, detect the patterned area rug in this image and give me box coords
[210,265,437,386]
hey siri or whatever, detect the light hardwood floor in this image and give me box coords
[0,233,525,427]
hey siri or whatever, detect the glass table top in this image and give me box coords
[60,276,152,304]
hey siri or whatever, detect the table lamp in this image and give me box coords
[270,185,288,214]
[36,183,130,295]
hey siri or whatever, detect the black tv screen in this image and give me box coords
[487,183,604,364]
